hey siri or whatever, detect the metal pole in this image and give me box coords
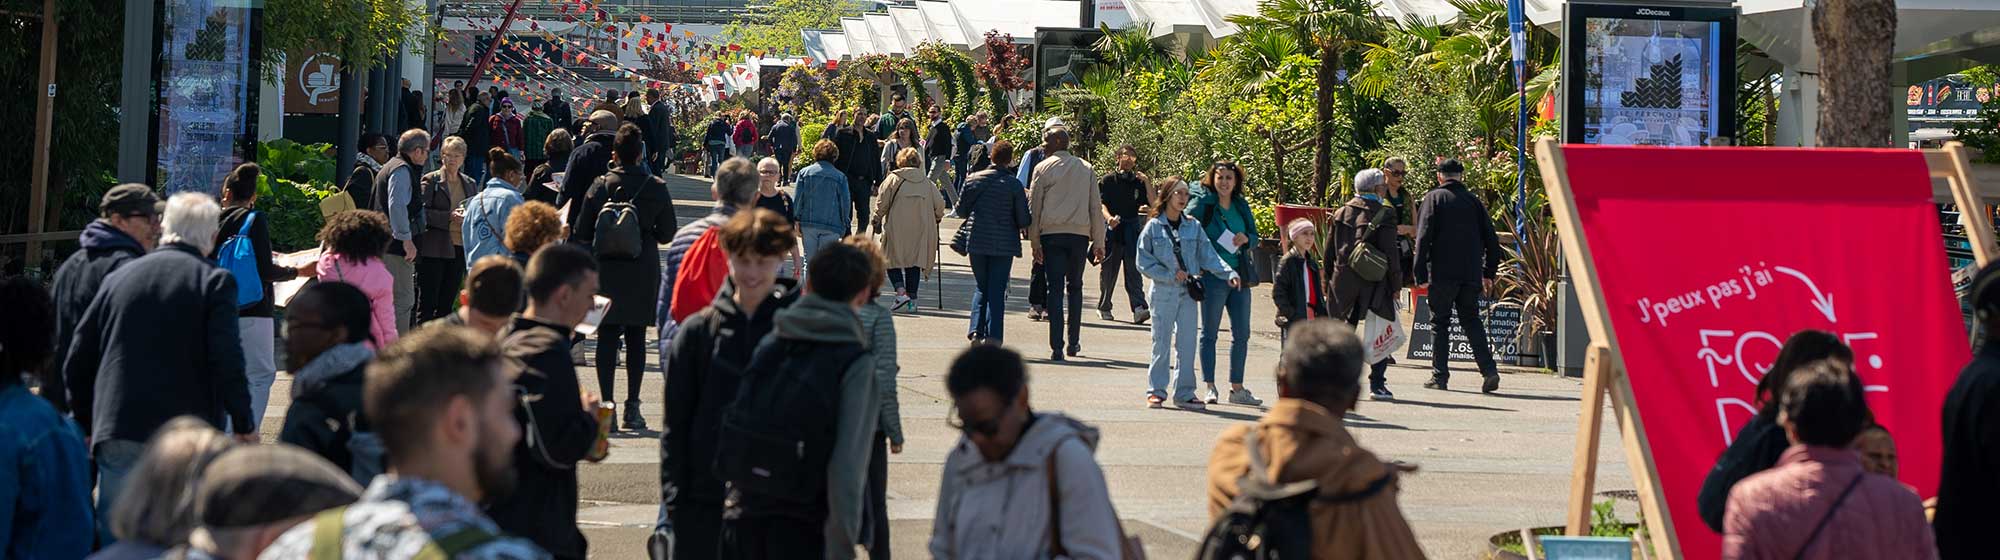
[335,68,361,189]
[468,0,526,85]
[1079,0,1094,28]
[116,0,154,184]
[26,0,57,268]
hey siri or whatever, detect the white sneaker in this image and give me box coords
[892,295,912,312]
[1173,398,1207,411]
[1228,388,1263,406]
[1204,384,1221,404]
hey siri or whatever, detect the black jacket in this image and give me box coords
[48,221,148,414]
[459,104,492,151]
[214,207,299,318]
[344,162,377,211]
[544,98,574,134]
[278,362,368,475]
[559,132,617,235]
[926,119,953,158]
[703,118,731,146]
[769,120,798,153]
[662,278,799,507]
[1412,180,1502,285]
[400,88,425,132]
[525,152,569,207]
[488,316,600,559]
[957,169,1031,257]
[1694,413,1788,533]
[646,101,673,152]
[1272,253,1329,324]
[574,167,675,326]
[63,243,250,443]
[1935,342,2000,558]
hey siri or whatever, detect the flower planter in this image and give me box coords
[1274,204,1333,231]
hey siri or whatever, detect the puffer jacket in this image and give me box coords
[956,169,1031,257]
[1722,445,1935,560]
[930,412,1121,560]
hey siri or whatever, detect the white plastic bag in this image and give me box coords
[1362,308,1408,365]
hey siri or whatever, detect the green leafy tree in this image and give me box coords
[722,0,865,61]
[262,0,437,81]
[1229,0,1382,204]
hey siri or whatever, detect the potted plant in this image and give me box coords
[1493,213,1562,370]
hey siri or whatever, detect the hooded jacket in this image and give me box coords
[738,293,880,558]
[488,315,599,559]
[278,343,375,478]
[873,167,949,270]
[1207,399,1425,560]
[662,278,800,507]
[930,412,1121,560]
[49,221,148,413]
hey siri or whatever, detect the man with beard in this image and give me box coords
[256,325,550,559]
[486,243,603,559]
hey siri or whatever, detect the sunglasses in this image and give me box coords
[1388,169,1407,177]
[946,407,1004,437]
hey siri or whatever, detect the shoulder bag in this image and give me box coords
[1791,474,1865,560]
[1346,207,1393,283]
[1168,221,1206,302]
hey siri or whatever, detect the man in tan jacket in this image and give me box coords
[1206,319,1426,559]
[1027,126,1107,362]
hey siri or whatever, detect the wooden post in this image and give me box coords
[1564,343,1611,536]
[1940,142,1995,266]
[26,0,57,269]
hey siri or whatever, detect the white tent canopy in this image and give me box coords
[890,6,937,49]
[946,0,1082,40]
[918,0,973,47]
[865,12,909,55]
[1125,0,1211,38]
[800,29,850,62]
[841,17,879,59]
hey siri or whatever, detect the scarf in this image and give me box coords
[356,154,383,174]
[290,342,374,399]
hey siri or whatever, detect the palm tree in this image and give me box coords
[1230,0,1383,205]
[1352,16,1446,99]
[1202,26,1304,94]
[1812,0,1896,146]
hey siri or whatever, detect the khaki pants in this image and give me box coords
[384,252,416,333]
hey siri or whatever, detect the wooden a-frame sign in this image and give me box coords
[1536,138,1992,559]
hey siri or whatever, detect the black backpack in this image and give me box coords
[1197,428,1396,560]
[713,335,866,509]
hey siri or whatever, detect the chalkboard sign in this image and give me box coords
[1406,296,1525,365]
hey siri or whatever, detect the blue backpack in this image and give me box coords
[218,212,263,308]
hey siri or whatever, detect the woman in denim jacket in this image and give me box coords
[1136,177,1239,410]
[0,278,93,558]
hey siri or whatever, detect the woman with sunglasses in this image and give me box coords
[1137,177,1240,410]
[931,345,1122,559]
[1188,161,1264,406]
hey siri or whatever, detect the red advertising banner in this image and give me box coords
[1561,146,1965,559]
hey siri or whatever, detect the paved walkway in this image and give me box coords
[262,171,1632,559]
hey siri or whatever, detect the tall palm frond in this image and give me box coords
[1229,0,1383,55]
[1353,15,1445,98]
[1093,23,1170,72]
[1201,26,1303,93]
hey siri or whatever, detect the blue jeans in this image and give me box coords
[1148,285,1200,402]
[969,254,1013,341]
[94,439,145,542]
[1200,275,1253,385]
[800,226,845,279]
[707,145,728,175]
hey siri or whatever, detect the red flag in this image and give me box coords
[728,44,741,52]
[640,14,651,23]
[664,24,673,34]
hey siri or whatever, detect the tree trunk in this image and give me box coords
[1312,45,1338,206]
[1811,0,1896,147]
[1270,132,1288,204]
[1763,82,1777,145]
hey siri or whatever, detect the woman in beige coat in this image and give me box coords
[874,147,948,312]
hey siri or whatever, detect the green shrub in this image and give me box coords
[254,140,339,251]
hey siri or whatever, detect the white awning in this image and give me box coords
[1125,0,1209,38]
[946,0,1082,40]
[841,17,879,57]
[800,29,851,62]
[866,12,908,55]
[1193,0,1257,38]
[890,6,937,49]
[917,0,973,47]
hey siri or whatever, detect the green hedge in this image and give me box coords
[255,139,340,251]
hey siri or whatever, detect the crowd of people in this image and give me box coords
[10,86,1999,560]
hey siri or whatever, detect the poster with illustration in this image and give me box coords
[1579,18,1721,146]
[155,0,259,195]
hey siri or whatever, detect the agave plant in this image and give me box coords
[1493,211,1562,339]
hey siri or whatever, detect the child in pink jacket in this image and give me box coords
[315,211,400,349]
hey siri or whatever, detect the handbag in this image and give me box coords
[1346,207,1392,283]
[1168,222,1206,302]
[319,188,356,218]
[1205,202,1260,288]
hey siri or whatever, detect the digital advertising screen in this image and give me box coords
[154,0,262,195]
[1563,3,1736,146]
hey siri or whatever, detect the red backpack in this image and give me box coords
[669,227,730,324]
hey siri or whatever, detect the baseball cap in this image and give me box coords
[194,445,362,529]
[1437,158,1465,174]
[1043,117,1067,131]
[100,183,163,217]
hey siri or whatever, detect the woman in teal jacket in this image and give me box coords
[1137,177,1238,410]
[1187,161,1263,406]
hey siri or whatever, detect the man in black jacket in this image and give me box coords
[487,243,602,559]
[654,209,800,560]
[64,192,252,518]
[1097,145,1151,325]
[461,91,494,182]
[1411,158,1505,393]
[545,88,575,135]
[644,89,675,177]
[560,110,621,240]
[925,105,956,206]
[1937,259,2000,558]
[48,184,160,414]
[704,113,733,178]
[278,281,379,480]
[400,79,425,133]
